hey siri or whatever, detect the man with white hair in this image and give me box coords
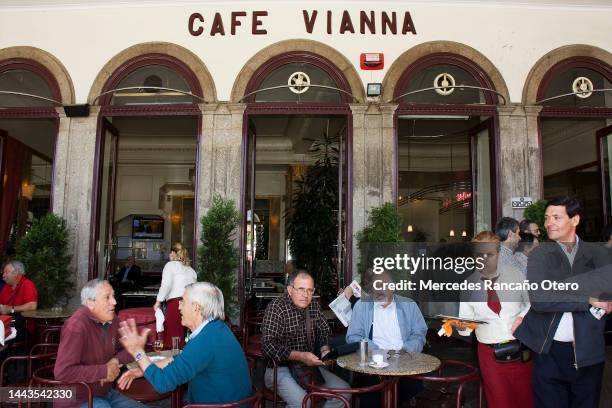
[117,282,252,405]
[0,260,38,314]
[54,279,146,408]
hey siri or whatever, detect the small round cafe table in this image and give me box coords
[22,308,76,343]
[21,308,75,319]
[337,351,441,408]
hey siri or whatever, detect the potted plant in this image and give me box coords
[356,202,404,276]
[196,194,240,317]
[286,129,340,302]
[16,213,73,308]
[523,199,548,240]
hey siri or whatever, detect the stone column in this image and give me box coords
[497,104,542,219]
[52,106,101,305]
[350,103,397,276]
[196,102,245,239]
[525,105,543,200]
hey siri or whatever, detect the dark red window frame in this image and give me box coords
[89,53,204,279]
[393,52,502,227]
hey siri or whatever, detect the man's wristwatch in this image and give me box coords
[10,307,14,314]
[134,351,145,362]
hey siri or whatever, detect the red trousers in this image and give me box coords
[478,342,534,408]
[162,297,185,349]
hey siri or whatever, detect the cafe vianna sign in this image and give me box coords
[188,10,417,37]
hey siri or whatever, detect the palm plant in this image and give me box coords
[286,128,340,302]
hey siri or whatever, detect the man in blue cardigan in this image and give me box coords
[346,270,428,406]
[117,282,252,405]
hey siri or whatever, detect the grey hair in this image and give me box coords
[287,269,313,287]
[184,282,225,321]
[4,260,26,275]
[80,279,108,306]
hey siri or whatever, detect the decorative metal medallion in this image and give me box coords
[288,72,310,94]
[572,77,593,99]
[434,73,455,96]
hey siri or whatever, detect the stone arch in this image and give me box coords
[382,41,510,104]
[230,39,364,103]
[523,44,612,105]
[88,42,216,104]
[0,46,75,104]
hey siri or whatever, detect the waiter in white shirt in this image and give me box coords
[459,231,533,408]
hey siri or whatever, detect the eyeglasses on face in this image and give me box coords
[290,285,315,296]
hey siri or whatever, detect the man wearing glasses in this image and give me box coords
[261,270,349,408]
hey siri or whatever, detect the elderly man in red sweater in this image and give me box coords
[54,279,146,408]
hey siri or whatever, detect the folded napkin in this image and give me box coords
[155,308,165,333]
[0,324,16,346]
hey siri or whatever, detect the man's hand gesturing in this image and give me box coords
[105,358,121,383]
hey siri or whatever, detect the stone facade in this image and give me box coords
[2,40,611,305]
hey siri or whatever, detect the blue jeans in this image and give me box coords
[265,366,350,408]
[79,389,148,408]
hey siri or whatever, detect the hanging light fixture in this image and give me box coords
[449,229,455,237]
[461,230,467,237]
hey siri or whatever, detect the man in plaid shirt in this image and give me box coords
[262,270,349,408]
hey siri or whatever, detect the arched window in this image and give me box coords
[240,51,352,301]
[538,59,612,107]
[91,52,203,280]
[394,54,499,105]
[0,58,60,257]
[394,53,500,241]
[0,59,61,107]
[111,65,194,105]
[244,53,351,104]
[538,57,612,240]
[99,54,203,106]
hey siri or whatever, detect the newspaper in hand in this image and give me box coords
[329,280,362,327]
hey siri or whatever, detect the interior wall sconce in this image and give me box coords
[21,182,36,200]
[171,213,181,224]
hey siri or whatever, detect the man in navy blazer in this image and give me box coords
[116,256,142,292]
[515,196,612,408]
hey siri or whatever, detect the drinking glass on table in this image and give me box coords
[172,336,180,355]
[153,339,164,352]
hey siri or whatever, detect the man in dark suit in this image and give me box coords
[116,256,141,293]
[515,196,612,408]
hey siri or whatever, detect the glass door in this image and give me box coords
[469,118,495,234]
[244,126,256,296]
[337,126,347,288]
[598,125,612,225]
[95,119,119,279]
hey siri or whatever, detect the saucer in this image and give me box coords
[368,361,389,369]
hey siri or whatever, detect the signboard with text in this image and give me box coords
[511,197,533,209]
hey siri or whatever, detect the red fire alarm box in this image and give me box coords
[360,53,384,70]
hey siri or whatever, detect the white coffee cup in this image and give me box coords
[372,354,384,366]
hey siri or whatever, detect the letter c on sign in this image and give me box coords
[189,13,205,36]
